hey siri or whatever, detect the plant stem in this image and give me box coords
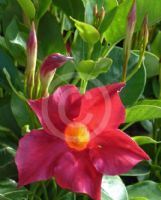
[122,48,130,82]
[33,71,41,99]
[159,58,161,99]
[0,88,3,97]
[30,183,40,200]
[41,182,49,200]
[71,77,80,85]
[121,122,134,131]
[3,68,27,102]
[87,44,94,59]
[80,79,87,94]
[83,196,89,200]
[126,50,144,81]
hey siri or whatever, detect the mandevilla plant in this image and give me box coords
[1,0,161,200]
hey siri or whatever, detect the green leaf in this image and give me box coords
[123,162,150,176]
[151,31,161,57]
[1,0,22,32]
[133,136,158,145]
[103,0,161,48]
[38,12,65,58]
[84,0,118,24]
[94,47,146,106]
[120,64,146,106]
[0,145,17,179]
[77,58,112,80]
[101,176,128,200]
[0,48,21,91]
[126,105,161,123]
[143,52,159,78]
[77,60,95,80]
[16,0,35,19]
[130,198,149,200]
[53,0,84,20]
[152,77,160,98]
[138,99,161,107]
[134,51,159,78]
[5,18,28,66]
[0,195,10,200]
[36,0,52,21]
[11,94,33,128]
[0,97,20,134]
[126,99,161,122]
[0,125,18,149]
[71,32,88,61]
[0,179,29,200]
[0,36,8,51]
[70,17,100,45]
[127,181,161,200]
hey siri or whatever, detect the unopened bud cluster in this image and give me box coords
[25,23,73,98]
[93,5,105,27]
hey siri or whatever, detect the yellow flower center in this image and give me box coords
[65,122,90,151]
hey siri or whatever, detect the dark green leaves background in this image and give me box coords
[0,0,161,199]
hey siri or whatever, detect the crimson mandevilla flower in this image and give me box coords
[15,83,150,200]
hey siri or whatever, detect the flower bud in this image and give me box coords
[25,21,37,98]
[65,41,71,55]
[26,22,37,75]
[122,0,136,82]
[128,0,136,34]
[141,15,149,50]
[99,6,105,23]
[93,4,98,17]
[40,53,73,97]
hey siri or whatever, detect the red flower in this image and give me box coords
[15,83,149,200]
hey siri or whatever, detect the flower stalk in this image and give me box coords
[25,22,37,99]
[159,57,161,99]
[126,15,149,81]
[93,5,105,28]
[122,0,136,82]
[80,79,87,94]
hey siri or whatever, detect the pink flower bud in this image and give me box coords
[40,53,73,77]
[142,15,149,47]
[25,22,38,98]
[128,0,136,32]
[27,22,37,59]
[40,53,73,97]
[65,42,71,55]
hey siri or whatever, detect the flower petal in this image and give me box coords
[28,85,82,135]
[54,151,102,200]
[75,83,125,135]
[15,129,67,186]
[89,129,150,175]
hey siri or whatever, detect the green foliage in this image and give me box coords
[71,17,100,45]
[102,0,161,49]
[127,181,161,200]
[0,0,161,199]
[38,12,66,58]
[76,58,112,80]
[0,179,29,199]
[101,176,128,200]
[53,0,84,20]
[5,18,28,66]
[0,48,21,91]
[16,0,35,19]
